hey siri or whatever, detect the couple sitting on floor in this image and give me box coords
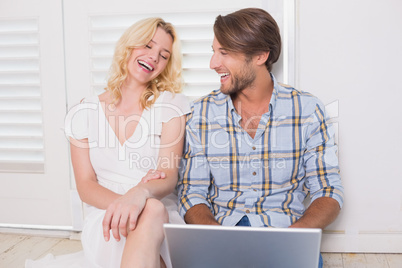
[31,7,343,268]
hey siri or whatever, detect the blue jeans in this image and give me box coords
[236,216,323,268]
[235,215,251,226]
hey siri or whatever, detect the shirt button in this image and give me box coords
[246,210,250,213]
[252,171,256,176]
[252,146,256,150]
[253,189,257,192]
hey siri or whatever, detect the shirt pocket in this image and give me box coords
[268,146,305,190]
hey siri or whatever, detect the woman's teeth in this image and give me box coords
[138,60,154,71]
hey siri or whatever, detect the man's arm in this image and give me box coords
[177,106,215,223]
[297,101,344,229]
[184,204,220,225]
[290,197,340,229]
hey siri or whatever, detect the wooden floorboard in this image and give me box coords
[0,234,26,255]
[365,254,390,268]
[36,238,82,259]
[323,253,344,268]
[342,253,368,268]
[1,233,401,267]
[386,254,402,268]
[1,235,61,267]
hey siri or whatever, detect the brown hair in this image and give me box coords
[213,8,281,72]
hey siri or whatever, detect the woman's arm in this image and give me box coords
[102,115,187,241]
[70,138,121,210]
[137,115,187,199]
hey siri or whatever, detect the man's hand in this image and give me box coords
[141,169,166,183]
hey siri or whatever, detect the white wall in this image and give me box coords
[298,0,402,252]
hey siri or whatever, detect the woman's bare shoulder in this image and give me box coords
[98,90,112,103]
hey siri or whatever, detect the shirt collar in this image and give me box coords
[269,73,279,113]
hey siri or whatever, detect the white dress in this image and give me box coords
[25,91,191,268]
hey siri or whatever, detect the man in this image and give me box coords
[177,8,343,267]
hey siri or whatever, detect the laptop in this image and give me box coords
[163,223,322,268]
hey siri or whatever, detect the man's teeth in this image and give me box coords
[219,73,229,78]
[138,60,154,71]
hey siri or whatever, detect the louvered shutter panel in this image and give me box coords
[87,8,292,100]
[89,12,226,99]
[0,18,44,173]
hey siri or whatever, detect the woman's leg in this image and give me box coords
[120,198,169,268]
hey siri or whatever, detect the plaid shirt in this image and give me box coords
[178,75,344,227]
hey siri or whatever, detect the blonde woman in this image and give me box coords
[27,18,190,268]
[71,17,189,268]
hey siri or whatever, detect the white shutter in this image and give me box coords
[65,0,292,106]
[87,6,293,100]
[0,18,44,173]
[0,0,72,228]
[89,12,225,99]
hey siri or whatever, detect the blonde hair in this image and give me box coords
[106,17,182,108]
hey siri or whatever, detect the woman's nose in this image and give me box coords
[148,50,158,63]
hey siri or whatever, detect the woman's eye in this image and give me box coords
[161,54,168,60]
[145,45,151,49]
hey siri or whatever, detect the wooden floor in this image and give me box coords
[1,233,401,267]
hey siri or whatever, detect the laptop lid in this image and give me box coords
[163,223,322,268]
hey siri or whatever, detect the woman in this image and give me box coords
[27,18,190,268]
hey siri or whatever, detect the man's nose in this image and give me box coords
[210,53,220,70]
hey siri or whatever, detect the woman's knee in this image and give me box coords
[142,198,168,223]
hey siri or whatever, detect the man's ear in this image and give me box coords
[255,51,270,66]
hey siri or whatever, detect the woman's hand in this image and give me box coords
[141,169,166,183]
[102,169,165,242]
[102,187,148,242]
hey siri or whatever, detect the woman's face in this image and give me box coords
[126,27,173,87]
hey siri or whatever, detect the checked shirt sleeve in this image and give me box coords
[177,109,213,218]
[303,100,344,208]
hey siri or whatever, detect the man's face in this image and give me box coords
[210,37,256,95]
